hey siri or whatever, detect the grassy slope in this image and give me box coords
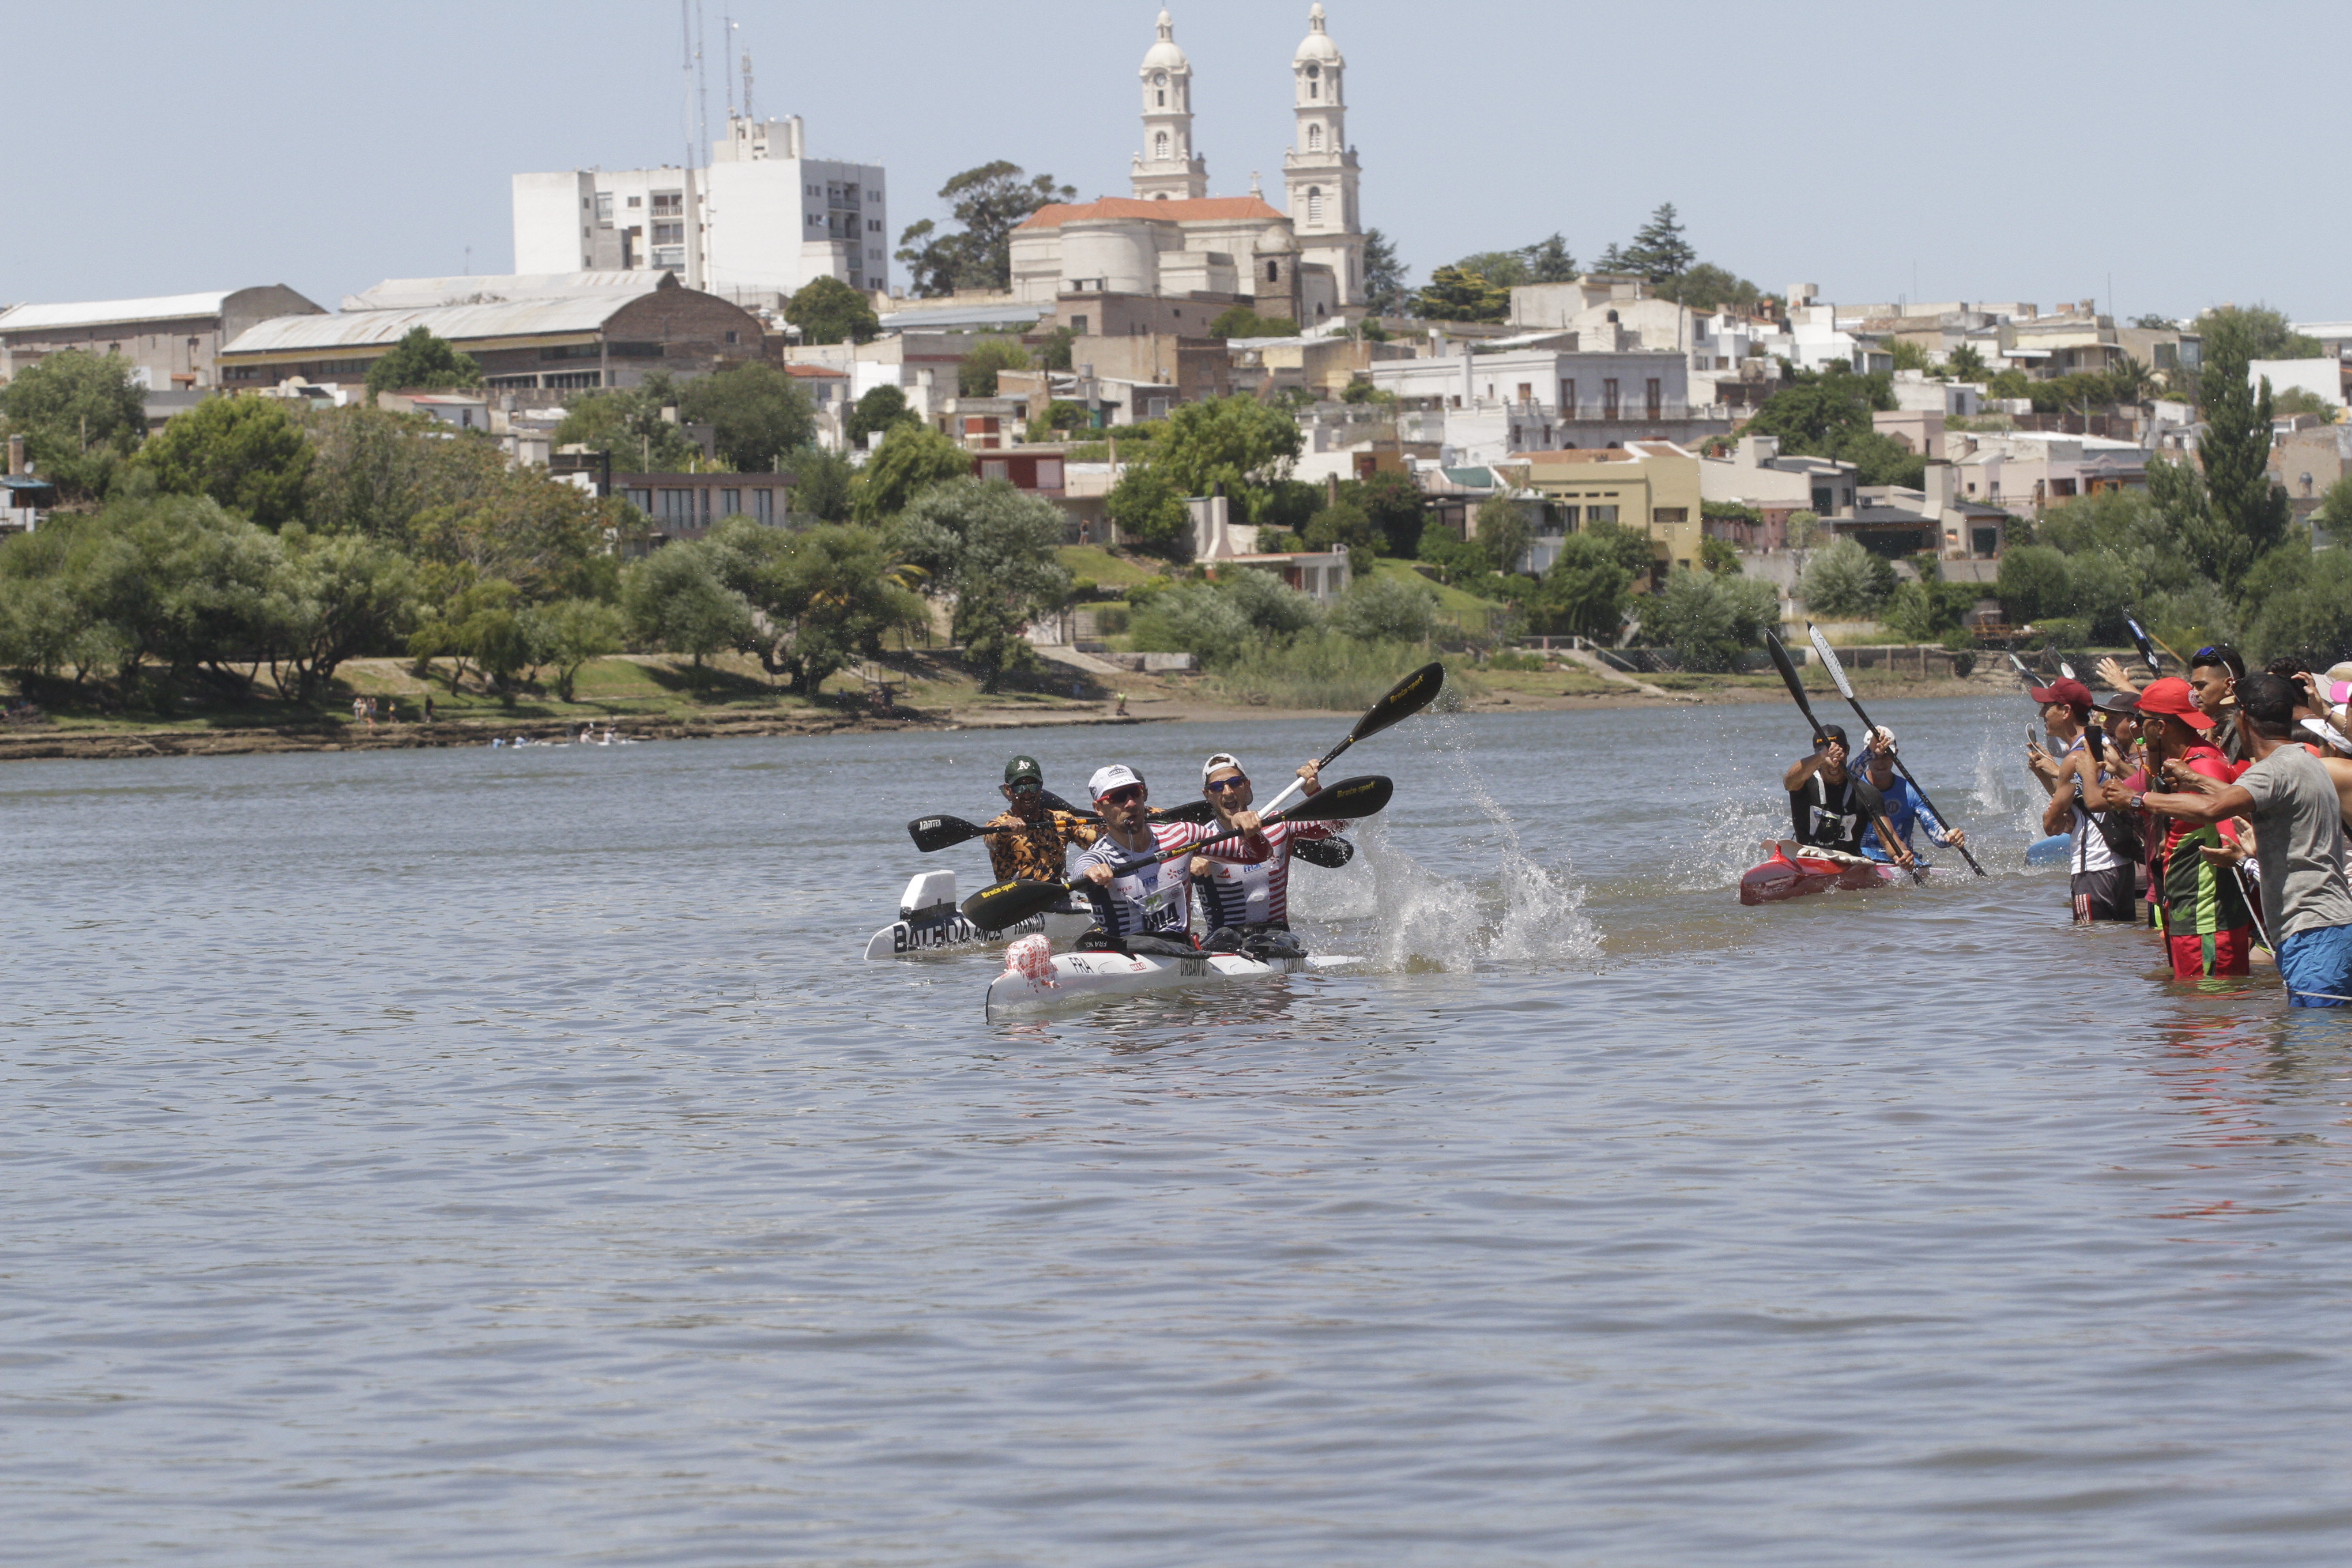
[1058,545,1160,590]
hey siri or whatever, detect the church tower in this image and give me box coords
[1132,11,1208,201]
[1283,3,1365,304]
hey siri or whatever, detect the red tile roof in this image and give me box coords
[783,363,849,378]
[1016,196,1288,231]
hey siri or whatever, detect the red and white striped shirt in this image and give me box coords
[1182,817,1339,929]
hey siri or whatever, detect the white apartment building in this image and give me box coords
[1370,346,1727,466]
[513,114,887,306]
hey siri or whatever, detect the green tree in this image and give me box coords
[408,467,629,605]
[2270,387,2337,423]
[1361,228,1410,316]
[1644,567,1778,671]
[1411,265,1510,323]
[890,478,1073,691]
[298,403,508,540]
[1889,339,1934,373]
[846,384,917,448]
[1528,526,1642,639]
[2314,472,2352,536]
[134,395,314,527]
[678,361,817,470]
[1619,201,1696,282]
[270,525,419,702]
[1149,395,1304,510]
[409,577,535,693]
[1035,325,1077,371]
[1207,306,1301,340]
[1699,536,1742,575]
[2193,304,2321,367]
[1653,262,1763,314]
[1520,233,1578,284]
[2239,542,2352,666]
[1304,492,1377,572]
[364,327,481,395]
[1947,343,1991,381]
[1128,581,1254,667]
[1105,463,1193,561]
[552,380,703,472]
[785,276,880,346]
[1744,365,1921,487]
[1801,537,1897,619]
[894,162,1076,295]
[790,446,856,522]
[1356,470,1426,557]
[523,598,627,700]
[0,348,148,499]
[1995,543,2074,625]
[623,541,755,668]
[704,517,927,693]
[851,423,971,523]
[2193,335,2293,593]
[1474,496,1535,575]
[1454,250,1533,290]
[958,338,1032,398]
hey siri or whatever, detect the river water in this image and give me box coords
[11,695,2352,1565]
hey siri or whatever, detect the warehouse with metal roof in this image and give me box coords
[0,285,325,390]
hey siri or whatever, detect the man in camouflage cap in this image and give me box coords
[982,754,1100,884]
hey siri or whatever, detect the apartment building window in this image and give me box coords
[622,488,653,512]
[652,221,685,246]
[1560,379,1576,418]
[1035,459,1064,490]
[545,371,602,390]
[658,490,696,526]
[1646,378,1663,419]
[1587,504,1618,523]
[1602,378,1620,419]
[1556,506,1581,527]
[751,489,775,523]
[595,193,613,227]
[1654,507,1688,523]
[720,489,742,517]
[1517,382,1533,404]
[627,195,642,208]
[981,459,1011,482]
[1813,487,1835,513]
[1070,316,1088,335]
[651,191,683,216]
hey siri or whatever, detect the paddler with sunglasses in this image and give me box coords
[1071,764,1219,957]
[981,755,1100,885]
[1186,752,1335,960]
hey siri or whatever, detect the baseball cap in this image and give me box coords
[2095,690,2141,717]
[2135,676,2213,730]
[1004,754,1043,784]
[1818,723,1850,751]
[1088,763,1145,800]
[1201,751,1243,781]
[2027,677,2095,711]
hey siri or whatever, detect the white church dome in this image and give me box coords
[1294,3,1342,63]
[1143,11,1189,71]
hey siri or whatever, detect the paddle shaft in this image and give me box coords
[1258,661,1445,817]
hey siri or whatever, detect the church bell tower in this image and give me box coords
[1283,3,1364,304]
[1132,10,1208,201]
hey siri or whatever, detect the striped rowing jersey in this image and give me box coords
[1073,822,1206,940]
[1190,817,1339,930]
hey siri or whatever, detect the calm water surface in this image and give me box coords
[10,697,2352,1565]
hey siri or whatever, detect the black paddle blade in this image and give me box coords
[909,814,988,853]
[1764,632,1826,740]
[1282,774,1393,822]
[1352,662,1446,745]
[1153,798,1218,825]
[2126,617,2162,674]
[960,877,1068,932]
[1291,835,1354,869]
[1848,772,1886,815]
[1039,789,1096,821]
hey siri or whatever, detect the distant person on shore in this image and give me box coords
[1853,729,1953,872]
[2127,674,2352,1005]
[423,695,435,723]
[982,755,1100,886]
[1115,691,1129,717]
[1782,723,1871,856]
[2095,677,2253,979]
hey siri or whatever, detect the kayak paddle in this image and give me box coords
[1765,632,1921,883]
[2124,617,2163,678]
[911,794,1215,850]
[1291,836,1354,869]
[961,774,1394,932]
[1806,623,1986,877]
[1257,661,1445,818]
[2006,651,2039,691]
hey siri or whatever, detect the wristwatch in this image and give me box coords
[2129,791,2146,813]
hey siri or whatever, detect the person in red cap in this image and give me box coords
[2095,676,2253,978]
[2024,676,2097,794]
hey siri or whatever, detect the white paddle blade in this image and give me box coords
[1806,623,1857,700]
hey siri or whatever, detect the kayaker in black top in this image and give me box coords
[1782,724,1870,855]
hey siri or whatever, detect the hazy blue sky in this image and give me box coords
[16,0,2347,322]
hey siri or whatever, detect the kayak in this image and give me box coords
[863,870,1092,960]
[985,933,1358,1017]
[1737,840,1929,905]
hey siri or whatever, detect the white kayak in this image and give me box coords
[985,934,1358,1017]
[863,870,1092,960]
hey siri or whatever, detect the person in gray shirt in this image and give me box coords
[2132,672,2352,1007]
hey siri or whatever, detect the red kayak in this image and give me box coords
[1738,840,1920,905]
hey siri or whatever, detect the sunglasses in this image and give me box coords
[1099,785,1145,806]
[1007,779,1042,794]
[1205,775,1250,794]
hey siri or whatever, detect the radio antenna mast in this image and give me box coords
[694,0,710,165]
[741,45,754,123]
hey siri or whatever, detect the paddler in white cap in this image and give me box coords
[1070,763,1215,956]
[1187,752,1337,957]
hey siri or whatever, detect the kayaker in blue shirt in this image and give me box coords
[1854,728,1966,867]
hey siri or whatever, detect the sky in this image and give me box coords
[13,0,2348,323]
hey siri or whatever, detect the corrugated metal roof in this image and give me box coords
[1016,197,1286,231]
[873,301,1051,331]
[342,271,675,312]
[222,297,645,357]
[0,291,239,333]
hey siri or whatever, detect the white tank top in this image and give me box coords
[2067,735,2117,874]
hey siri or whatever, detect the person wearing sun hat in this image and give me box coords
[2093,676,2255,977]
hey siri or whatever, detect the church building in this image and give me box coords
[1007,6,1368,324]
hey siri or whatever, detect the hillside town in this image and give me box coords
[0,3,2346,725]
